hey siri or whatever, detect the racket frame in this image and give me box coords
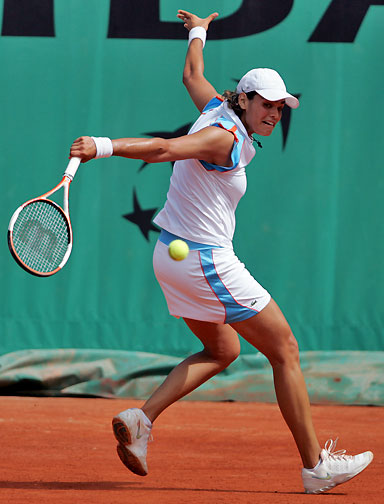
[7,157,81,277]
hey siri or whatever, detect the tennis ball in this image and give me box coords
[168,239,189,261]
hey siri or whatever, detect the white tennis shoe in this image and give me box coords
[112,408,153,476]
[302,438,373,494]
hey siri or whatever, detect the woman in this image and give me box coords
[70,10,373,494]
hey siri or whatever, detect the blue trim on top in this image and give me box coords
[200,117,244,173]
[159,229,221,251]
[199,249,259,324]
[202,96,223,113]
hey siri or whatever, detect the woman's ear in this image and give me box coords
[237,92,248,111]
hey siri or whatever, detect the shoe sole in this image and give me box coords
[305,483,336,494]
[112,417,132,445]
[112,417,148,477]
[116,443,147,476]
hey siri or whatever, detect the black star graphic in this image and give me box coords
[122,189,160,241]
[139,123,193,172]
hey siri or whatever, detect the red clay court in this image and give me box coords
[1,397,382,504]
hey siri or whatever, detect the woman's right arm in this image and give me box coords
[177,10,220,113]
[70,126,235,167]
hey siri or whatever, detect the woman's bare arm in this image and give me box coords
[177,10,220,112]
[70,126,235,168]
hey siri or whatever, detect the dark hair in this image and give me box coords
[223,90,257,118]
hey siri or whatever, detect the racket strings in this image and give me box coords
[12,200,70,273]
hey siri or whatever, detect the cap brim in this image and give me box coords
[257,89,299,109]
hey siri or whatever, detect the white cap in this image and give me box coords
[236,68,299,109]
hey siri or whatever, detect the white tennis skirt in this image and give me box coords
[153,230,271,324]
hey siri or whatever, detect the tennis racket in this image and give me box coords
[8,157,81,277]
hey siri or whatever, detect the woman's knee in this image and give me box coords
[184,318,241,369]
[205,340,240,368]
[267,331,300,368]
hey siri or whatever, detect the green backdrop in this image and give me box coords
[1,0,384,360]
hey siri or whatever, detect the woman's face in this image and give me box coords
[239,93,285,136]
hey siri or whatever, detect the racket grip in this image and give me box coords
[64,157,81,180]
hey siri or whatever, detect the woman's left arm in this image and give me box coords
[178,10,220,113]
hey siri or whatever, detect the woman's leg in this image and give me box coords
[231,298,321,469]
[142,319,240,423]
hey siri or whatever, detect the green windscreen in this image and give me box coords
[1,1,383,357]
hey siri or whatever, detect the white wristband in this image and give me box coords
[91,137,113,159]
[188,26,206,48]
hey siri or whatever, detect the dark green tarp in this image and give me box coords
[0,350,382,405]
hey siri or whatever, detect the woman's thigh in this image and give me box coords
[230,298,299,364]
[183,317,241,363]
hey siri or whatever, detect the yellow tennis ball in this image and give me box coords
[168,239,189,261]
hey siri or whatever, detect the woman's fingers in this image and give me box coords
[177,10,219,30]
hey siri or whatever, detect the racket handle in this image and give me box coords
[64,157,81,180]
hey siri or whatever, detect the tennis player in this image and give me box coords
[70,9,373,494]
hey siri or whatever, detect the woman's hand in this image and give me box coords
[70,136,97,162]
[177,10,219,31]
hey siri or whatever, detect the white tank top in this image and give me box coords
[153,96,257,248]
